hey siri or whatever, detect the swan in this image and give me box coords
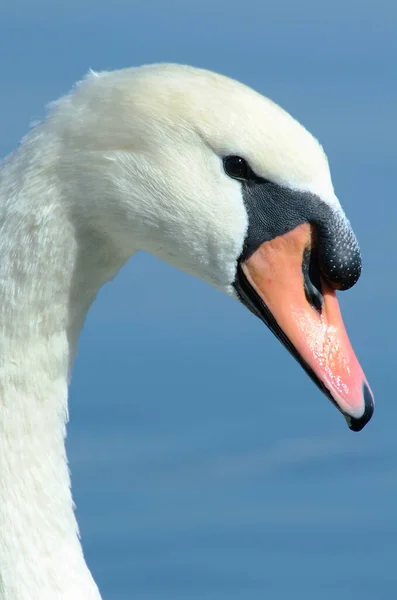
[0,63,374,599]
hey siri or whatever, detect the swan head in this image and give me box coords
[52,63,374,431]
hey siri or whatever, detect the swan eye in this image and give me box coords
[223,156,254,181]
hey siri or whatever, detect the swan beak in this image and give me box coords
[235,223,374,431]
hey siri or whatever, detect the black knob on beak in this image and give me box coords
[316,215,362,291]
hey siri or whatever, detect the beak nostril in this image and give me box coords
[302,247,323,313]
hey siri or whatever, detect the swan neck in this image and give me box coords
[0,359,101,599]
[0,141,108,599]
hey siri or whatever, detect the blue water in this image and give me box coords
[1,1,396,598]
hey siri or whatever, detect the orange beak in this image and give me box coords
[236,223,374,431]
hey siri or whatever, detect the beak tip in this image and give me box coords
[344,383,374,432]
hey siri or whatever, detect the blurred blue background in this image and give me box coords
[0,1,395,598]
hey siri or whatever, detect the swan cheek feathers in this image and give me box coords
[107,150,250,292]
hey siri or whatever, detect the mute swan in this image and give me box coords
[0,63,374,599]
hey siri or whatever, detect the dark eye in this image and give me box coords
[223,155,253,181]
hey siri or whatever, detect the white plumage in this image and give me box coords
[0,64,346,599]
